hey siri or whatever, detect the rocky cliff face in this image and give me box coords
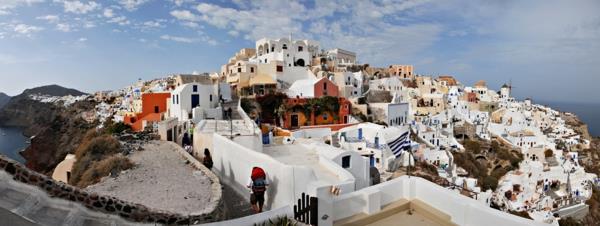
[0,92,10,109]
[0,85,97,174]
[560,112,592,140]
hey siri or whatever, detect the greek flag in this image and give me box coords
[388,131,411,158]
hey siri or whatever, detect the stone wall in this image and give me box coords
[0,154,223,225]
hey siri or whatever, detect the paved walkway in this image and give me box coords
[86,141,217,215]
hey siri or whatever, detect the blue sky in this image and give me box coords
[0,0,599,104]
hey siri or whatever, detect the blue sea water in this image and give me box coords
[0,126,28,163]
[536,101,600,137]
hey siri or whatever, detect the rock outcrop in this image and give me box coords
[560,111,592,140]
[0,85,97,174]
[0,92,10,109]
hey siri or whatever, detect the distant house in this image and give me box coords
[239,72,277,97]
[325,48,357,72]
[437,75,458,86]
[124,92,171,132]
[283,96,351,129]
[168,79,231,123]
[331,71,363,98]
[287,77,339,98]
[388,65,414,79]
[255,37,320,67]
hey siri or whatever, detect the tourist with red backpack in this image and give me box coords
[247,167,268,213]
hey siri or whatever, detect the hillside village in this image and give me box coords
[6,36,598,226]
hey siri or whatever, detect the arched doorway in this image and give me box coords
[296,58,305,67]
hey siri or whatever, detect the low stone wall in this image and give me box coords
[0,154,223,225]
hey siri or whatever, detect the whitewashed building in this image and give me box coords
[168,80,231,123]
[255,37,319,67]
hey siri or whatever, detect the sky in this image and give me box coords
[0,0,599,104]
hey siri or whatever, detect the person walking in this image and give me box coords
[248,167,268,213]
[182,132,190,146]
[202,148,213,170]
[188,123,194,146]
[182,132,192,154]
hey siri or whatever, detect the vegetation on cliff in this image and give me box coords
[70,129,133,187]
[454,139,523,191]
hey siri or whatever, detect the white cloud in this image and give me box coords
[56,23,71,32]
[227,30,239,37]
[108,16,130,26]
[192,0,436,64]
[181,21,199,28]
[13,24,44,35]
[36,15,60,23]
[139,20,164,30]
[0,0,44,15]
[170,0,194,7]
[160,34,195,43]
[61,1,100,14]
[103,8,114,18]
[78,37,87,42]
[118,0,148,11]
[82,20,96,28]
[170,10,198,21]
[160,34,218,45]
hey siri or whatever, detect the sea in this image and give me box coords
[536,101,600,137]
[0,126,28,163]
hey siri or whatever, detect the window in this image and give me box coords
[298,46,303,52]
[277,65,283,72]
[282,44,287,49]
[176,95,179,104]
[323,82,327,90]
[271,46,274,52]
[193,85,198,92]
[210,94,213,102]
[265,59,267,63]
[323,114,328,120]
[342,156,351,168]
[172,95,175,104]
[238,68,241,73]
[251,67,254,73]
[154,106,159,113]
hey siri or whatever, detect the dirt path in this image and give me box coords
[86,141,216,215]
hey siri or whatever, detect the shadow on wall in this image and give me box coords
[216,150,281,212]
[266,176,279,209]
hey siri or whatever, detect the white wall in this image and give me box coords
[322,151,370,191]
[280,67,315,85]
[291,128,332,140]
[201,206,293,226]
[328,176,554,226]
[387,103,409,126]
[210,134,320,210]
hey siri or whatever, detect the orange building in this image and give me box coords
[438,75,458,86]
[124,92,171,131]
[388,65,414,79]
[467,92,479,103]
[283,96,351,129]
